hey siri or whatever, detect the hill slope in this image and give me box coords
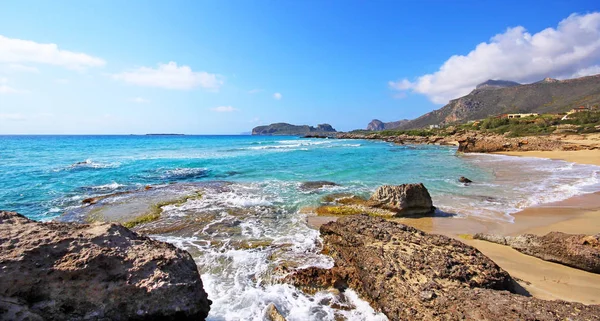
[398,74,600,129]
[252,123,336,135]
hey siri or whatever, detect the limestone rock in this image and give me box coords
[0,211,211,321]
[299,181,339,191]
[474,232,600,273]
[368,183,435,216]
[265,303,286,321]
[284,215,600,320]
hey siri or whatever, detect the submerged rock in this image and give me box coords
[459,176,473,184]
[284,215,600,320]
[368,183,435,216]
[0,211,211,321]
[474,232,600,273]
[299,181,339,191]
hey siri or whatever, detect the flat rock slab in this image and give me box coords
[0,211,211,321]
[474,232,600,273]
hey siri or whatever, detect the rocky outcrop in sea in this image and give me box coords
[0,211,211,321]
[283,215,600,320]
[368,184,435,215]
[474,232,600,274]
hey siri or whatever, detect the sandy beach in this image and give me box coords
[308,149,600,304]
[451,151,600,304]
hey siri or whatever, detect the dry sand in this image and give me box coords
[497,149,600,166]
[306,149,600,304]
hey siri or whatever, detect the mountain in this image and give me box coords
[252,123,337,135]
[475,79,520,89]
[366,119,410,131]
[397,74,600,130]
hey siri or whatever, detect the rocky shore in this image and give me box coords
[284,215,600,320]
[3,180,600,320]
[336,131,599,153]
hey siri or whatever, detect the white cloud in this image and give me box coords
[54,78,69,84]
[249,117,261,123]
[273,92,282,100]
[129,97,150,104]
[390,12,600,104]
[7,63,39,73]
[0,35,105,70]
[0,85,21,94]
[113,62,223,90]
[571,65,600,78]
[211,106,238,112]
[0,77,27,94]
[248,89,263,94]
[0,113,26,121]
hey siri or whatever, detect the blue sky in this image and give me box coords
[1,0,599,134]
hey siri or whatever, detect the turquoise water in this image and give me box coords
[2,135,600,320]
[0,135,488,221]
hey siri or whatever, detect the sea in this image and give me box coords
[1,135,599,320]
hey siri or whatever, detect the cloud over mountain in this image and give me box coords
[390,12,600,104]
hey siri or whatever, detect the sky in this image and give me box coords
[1,0,600,134]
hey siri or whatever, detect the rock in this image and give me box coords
[265,303,286,321]
[284,215,600,320]
[368,183,435,216]
[82,197,99,205]
[459,176,473,184]
[299,181,339,191]
[457,134,567,153]
[474,232,600,273]
[0,211,211,321]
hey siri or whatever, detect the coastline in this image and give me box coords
[308,149,600,304]
[416,150,600,304]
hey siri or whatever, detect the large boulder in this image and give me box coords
[0,211,211,321]
[284,215,600,320]
[474,232,600,273]
[368,183,435,216]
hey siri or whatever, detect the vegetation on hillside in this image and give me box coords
[458,111,600,137]
[355,111,600,138]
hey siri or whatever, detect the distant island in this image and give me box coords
[252,123,337,136]
[145,134,185,136]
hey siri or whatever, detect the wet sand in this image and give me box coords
[306,150,600,304]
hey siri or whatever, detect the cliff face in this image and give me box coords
[252,123,337,135]
[396,74,600,129]
[366,119,410,131]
